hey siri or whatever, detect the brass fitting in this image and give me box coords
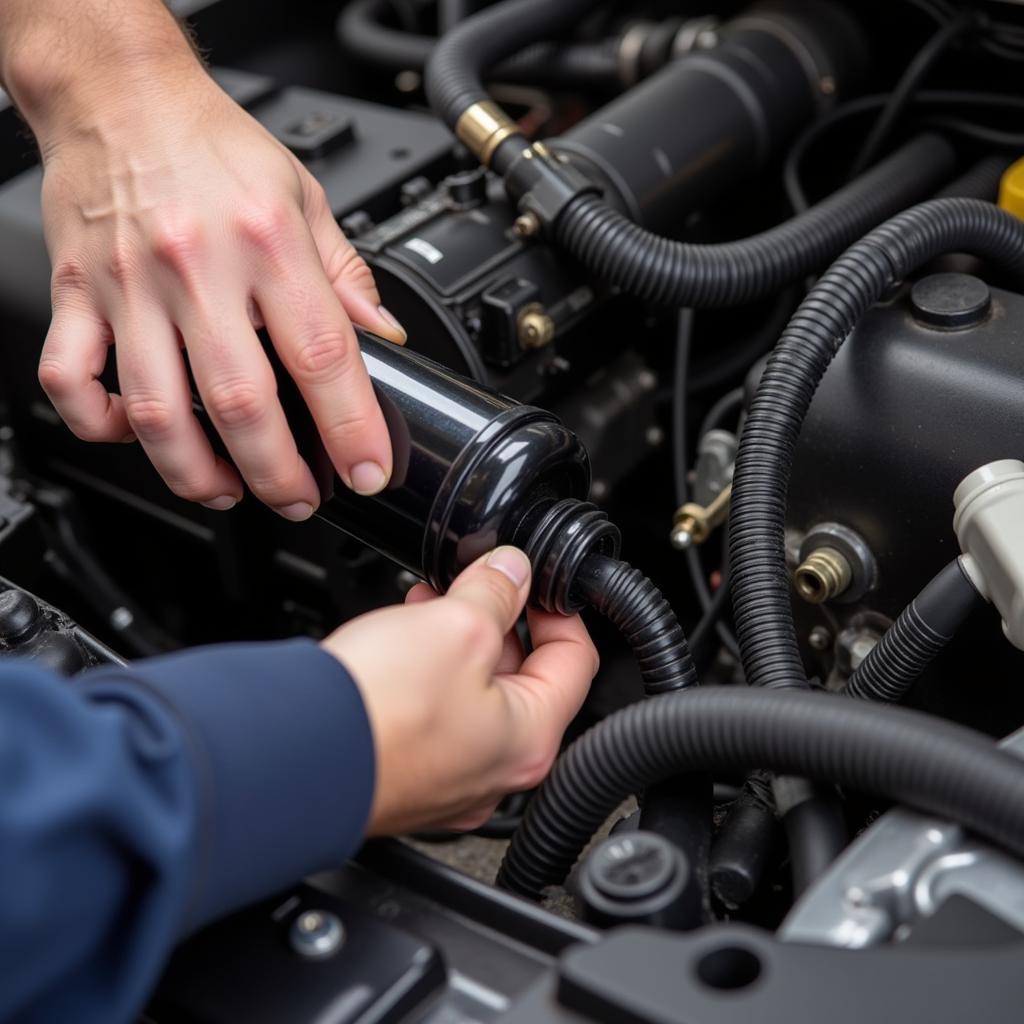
[513,211,542,238]
[517,304,555,349]
[455,101,522,165]
[670,483,731,550]
[794,547,853,605]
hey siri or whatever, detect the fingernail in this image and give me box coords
[275,501,315,522]
[377,305,407,343]
[486,546,531,588]
[201,495,238,511]
[120,433,137,444]
[349,461,388,496]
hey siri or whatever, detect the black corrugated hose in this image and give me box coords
[337,0,620,91]
[844,558,986,703]
[551,133,957,308]
[425,0,602,132]
[729,198,1024,694]
[575,554,699,695]
[496,686,1024,899]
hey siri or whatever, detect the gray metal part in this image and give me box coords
[780,724,1024,947]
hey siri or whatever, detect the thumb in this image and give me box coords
[302,176,407,345]
[446,547,533,639]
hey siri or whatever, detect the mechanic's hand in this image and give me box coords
[322,547,599,835]
[26,44,405,519]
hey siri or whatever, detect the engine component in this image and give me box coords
[954,459,1024,651]
[781,723,1024,948]
[0,577,122,674]
[497,685,1024,901]
[789,277,1024,725]
[577,831,700,930]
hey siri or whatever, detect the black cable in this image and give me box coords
[784,91,1024,213]
[728,198,1024,693]
[923,116,1024,150]
[438,0,474,34]
[496,685,1024,899]
[848,9,977,179]
[698,387,745,441]
[673,309,741,661]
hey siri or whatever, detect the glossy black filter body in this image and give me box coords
[314,330,593,593]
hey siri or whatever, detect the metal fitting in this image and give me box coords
[455,101,522,166]
[953,458,1024,650]
[517,304,555,349]
[288,909,345,959]
[513,211,542,238]
[670,483,731,550]
[794,547,853,605]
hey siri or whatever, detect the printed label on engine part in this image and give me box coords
[403,237,444,265]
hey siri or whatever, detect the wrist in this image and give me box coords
[2,4,205,158]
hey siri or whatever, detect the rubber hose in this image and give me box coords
[934,154,1015,200]
[844,558,985,703]
[772,775,847,897]
[337,0,620,90]
[575,554,698,694]
[425,0,601,129]
[551,133,957,309]
[729,198,1024,692]
[495,686,1024,899]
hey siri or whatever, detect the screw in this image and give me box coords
[645,426,664,447]
[518,305,556,349]
[819,75,836,96]
[110,606,134,631]
[289,909,345,960]
[513,211,542,238]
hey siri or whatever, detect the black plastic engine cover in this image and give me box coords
[787,276,1024,733]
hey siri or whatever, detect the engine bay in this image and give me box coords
[4,0,1024,1019]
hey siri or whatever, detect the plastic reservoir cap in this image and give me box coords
[998,157,1024,220]
[953,459,1024,651]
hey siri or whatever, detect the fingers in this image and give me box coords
[301,176,406,344]
[38,301,131,443]
[404,581,437,605]
[251,210,393,497]
[113,306,244,507]
[506,608,599,732]
[446,546,532,643]
[171,297,321,518]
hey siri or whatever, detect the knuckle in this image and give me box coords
[105,244,138,287]
[321,406,374,451]
[124,393,176,440]
[50,257,90,299]
[236,201,292,254]
[205,377,267,430]
[332,243,379,296]
[37,356,71,398]
[151,217,204,274]
[292,328,355,382]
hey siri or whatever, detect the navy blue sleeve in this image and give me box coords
[0,638,374,1024]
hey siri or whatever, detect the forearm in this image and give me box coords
[0,0,203,155]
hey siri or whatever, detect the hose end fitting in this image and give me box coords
[455,100,524,166]
[794,547,853,605]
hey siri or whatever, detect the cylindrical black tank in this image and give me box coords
[551,2,865,226]
[311,331,618,601]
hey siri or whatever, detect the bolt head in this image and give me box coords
[289,909,345,959]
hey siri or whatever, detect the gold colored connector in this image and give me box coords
[455,101,523,165]
[517,304,555,349]
[794,547,853,605]
[670,483,732,550]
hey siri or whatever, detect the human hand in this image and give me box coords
[14,13,405,519]
[321,547,599,835]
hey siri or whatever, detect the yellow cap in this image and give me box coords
[999,157,1024,220]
